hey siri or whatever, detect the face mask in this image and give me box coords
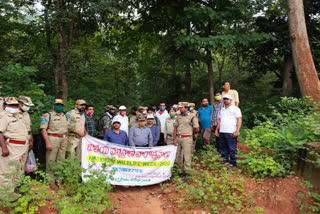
[87,111,93,116]
[159,106,165,111]
[5,107,19,114]
[202,104,208,107]
[189,107,193,111]
[120,111,126,116]
[215,96,222,101]
[54,105,64,113]
[170,114,176,118]
[21,105,30,112]
[224,87,230,92]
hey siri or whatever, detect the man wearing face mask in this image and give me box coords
[210,91,224,153]
[85,105,96,137]
[113,105,129,135]
[221,81,239,107]
[164,108,177,145]
[198,98,213,148]
[173,102,199,181]
[41,99,69,189]
[0,97,29,193]
[17,96,34,149]
[156,102,170,145]
[67,99,88,160]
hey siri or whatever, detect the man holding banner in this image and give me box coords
[173,102,199,181]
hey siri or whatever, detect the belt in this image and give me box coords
[177,135,192,138]
[136,145,149,147]
[4,138,27,145]
[48,133,66,138]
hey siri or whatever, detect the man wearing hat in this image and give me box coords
[67,99,88,160]
[129,115,153,147]
[104,118,128,146]
[215,94,242,170]
[188,102,198,153]
[41,99,69,189]
[0,97,29,193]
[113,105,129,135]
[173,102,199,181]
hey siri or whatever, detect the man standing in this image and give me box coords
[215,94,242,170]
[113,105,129,135]
[129,115,153,147]
[67,99,87,160]
[85,105,96,137]
[173,102,199,180]
[0,82,3,112]
[188,103,198,153]
[104,119,128,146]
[221,81,239,107]
[0,97,29,193]
[41,99,69,189]
[128,107,138,128]
[102,105,117,133]
[198,98,213,148]
[146,114,160,146]
[210,91,224,152]
[164,108,176,145]
[156,102,170,145]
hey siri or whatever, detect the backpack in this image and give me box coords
[95,113,108,131]
[34,113,52,153]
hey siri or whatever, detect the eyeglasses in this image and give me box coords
[223,98,230,100]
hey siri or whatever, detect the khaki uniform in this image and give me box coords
[40,111,68,180]
[0,97,4,112]
[0,111,29,192]
[128,114,137,128]
[67,109,85,159]
[164,117,176,145]
[189,110,198,153]
[175,113,199,171]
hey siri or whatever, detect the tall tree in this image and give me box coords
[288,0,320,102]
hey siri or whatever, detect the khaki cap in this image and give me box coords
[178,102,189,108]
[188,103,195,107]
[105,105,116,110]
[138,115,146,121]
[54,99,64,105]
[76,99,86,105]
[5,97,19,105]
[138,106,144,110]
[18,96,35,106]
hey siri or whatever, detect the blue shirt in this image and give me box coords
[104,130,129,146]
[198,105,213,129]
[128,126,153,147]
[148,124,160,146]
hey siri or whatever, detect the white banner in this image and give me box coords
[81,136,177,186]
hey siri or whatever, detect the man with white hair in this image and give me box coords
[215,94,242,170]
[113,105,129,134]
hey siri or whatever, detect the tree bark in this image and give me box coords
[185,65,191,101]
[282,55,294,96]
[207,48,214,105]
[288,0,320,102]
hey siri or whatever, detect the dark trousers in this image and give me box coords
[219,133,237,166]
[157,133,166,146]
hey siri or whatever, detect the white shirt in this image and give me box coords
[156,110,170,133]
[218,105,242,133]
[113,114,129,135]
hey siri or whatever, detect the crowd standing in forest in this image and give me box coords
[0,81,242,191]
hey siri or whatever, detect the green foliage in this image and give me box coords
[298,182,320,214]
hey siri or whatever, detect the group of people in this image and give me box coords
[0,81,242,192]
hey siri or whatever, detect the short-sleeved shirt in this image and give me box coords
[198,105,213,129]
[40,111,68,134]
[104,130,128,146]
[67,108,85,133]
[175,112,199,135]
[102,112,113,130]
[219,105,242,133]
[164,117,176,138]
[0,111,28,141]
[222,89,239,105]
[16,111,32,131]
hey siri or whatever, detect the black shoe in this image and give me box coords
[182,173,189,182]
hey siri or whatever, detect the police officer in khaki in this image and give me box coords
[0,97,29,194]
[0,82,4,112]
[67,99,87,160]
[173,102,199,181]
[40,99,69,189]
[164,108,177,145]
[188,102,199,153]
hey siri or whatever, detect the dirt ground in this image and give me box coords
[109,175,309,214]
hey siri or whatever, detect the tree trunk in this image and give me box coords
[288,0,320,102]
[61,61,68,101]
[171,55,179,103]
[282,55,294,96]
[185,65,191,101]
[207,48,214,105]
[54,60,60,97]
